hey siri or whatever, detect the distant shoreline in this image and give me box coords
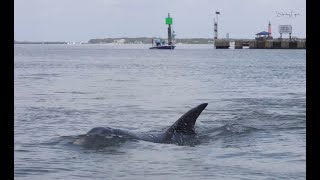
[14,38,216,44]
[14,41,68,44]
[15,37,306,45]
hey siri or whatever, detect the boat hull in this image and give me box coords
[149,45,175,49]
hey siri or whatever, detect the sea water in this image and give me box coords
[14,44,306,179]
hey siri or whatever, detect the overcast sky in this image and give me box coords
[14,0,306,42]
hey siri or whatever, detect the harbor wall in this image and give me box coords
[229,39,306,49]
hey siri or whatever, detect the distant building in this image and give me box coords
[113,39,126,44]
[255,31,272,40]
[255,21,273,40]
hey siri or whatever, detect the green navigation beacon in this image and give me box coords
[166,14,172,25]
[166,13,173,45]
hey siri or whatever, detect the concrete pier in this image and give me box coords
[297,40,306,49]
[216,39,306,49]
[281,41,289,49]
[214,39,230,49]
[265,40,273,49]
[249,41,256,49]
[235,41,242,49]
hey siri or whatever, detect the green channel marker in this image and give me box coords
[166,17,172,25]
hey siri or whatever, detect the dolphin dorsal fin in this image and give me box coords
[162,103,208,141]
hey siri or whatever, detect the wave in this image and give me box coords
[44,134,135,149]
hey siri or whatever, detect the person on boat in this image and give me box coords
[154,39,160,46]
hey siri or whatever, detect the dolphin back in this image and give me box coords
[161,103,208,143]
[72,103,208,146]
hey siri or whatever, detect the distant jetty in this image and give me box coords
[214,38,306,49]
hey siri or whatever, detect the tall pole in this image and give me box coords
[214,19,217,40]
[167,13,172,45]
[268,21,272,37]
[214,11,220,40]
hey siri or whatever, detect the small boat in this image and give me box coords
[149,38,175,49]
[149,13,176,50]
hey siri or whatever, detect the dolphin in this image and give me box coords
[73,103,208,146]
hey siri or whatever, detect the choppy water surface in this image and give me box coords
[14,44,306,179]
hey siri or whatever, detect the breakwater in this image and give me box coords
[215,39,306,49]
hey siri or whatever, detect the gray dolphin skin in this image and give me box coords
[73,103,208,146]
